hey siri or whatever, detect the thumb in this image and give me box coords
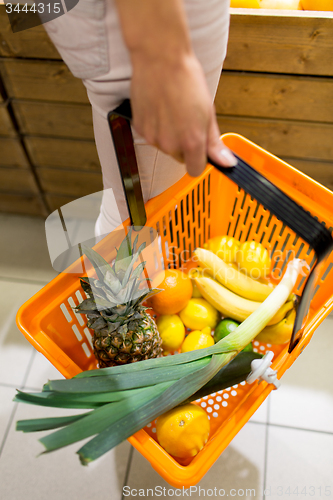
[207,112,237,167]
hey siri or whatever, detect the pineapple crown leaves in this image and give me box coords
[78,231,160,311]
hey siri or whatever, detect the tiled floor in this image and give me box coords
[1,213,333,500]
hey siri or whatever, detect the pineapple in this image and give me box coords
[76,230,163,367]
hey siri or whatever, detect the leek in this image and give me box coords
[15,259,303,464]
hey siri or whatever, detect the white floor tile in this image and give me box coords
[0,399,131,500]
[0,279,43,386]
[0,385,17,445]
[126,422,266,499]
[265,425,333,500]
[0,214,58,282]
[269,316,333,433]
[249,395,270,424]
[25,351,65,391]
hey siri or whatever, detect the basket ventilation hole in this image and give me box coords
[212,412,219,418]
[81,342,91,358]
[84,328,93,349]
[206,407,213,414]
[72,325,82,341]
[231,390,237,397]
[222,401,228,407]
[60,303,72,323]
[201,402,207,408]
[68,296,85,326]
[213,404,219,411]
[216,396,222,402]
[75,290,84,302]
[223,393,229,399]
[152,427,156,434]
[321,262,333,281]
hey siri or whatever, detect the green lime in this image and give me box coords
[213,318,253,352]
[241,342,253,353]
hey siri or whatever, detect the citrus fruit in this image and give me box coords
[156,403,210,458]
[214,318,252,352]
[156,315,186,351]
[203,235,240,263]
[150,269,193,315]
[181,329,215,353]
[230,0,260,7]
[236,240,271,279]
[179,298,220,330]
[301,0,333,9]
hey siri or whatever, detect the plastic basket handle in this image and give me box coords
[108,99,333,353]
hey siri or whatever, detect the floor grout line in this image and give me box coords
[121,446,134,500]
[262,396,271,500]
[246,418,333,436]
[0,349,36,460]
[0,382,42,392]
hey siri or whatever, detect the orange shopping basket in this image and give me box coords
[16,100,333,488]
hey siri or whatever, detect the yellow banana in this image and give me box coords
[194,247,275,302]
[266,298,294,326]
[255,309,296,344]
[193,274,291,325]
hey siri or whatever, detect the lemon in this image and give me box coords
[179,298,220,330]
[156,403,210,458]
[156,315,186,351]
[181,329,215,353]
[236,241,271,279]
[203,235,240,263]
[214,318,253,352]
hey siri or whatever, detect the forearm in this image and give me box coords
[114,0,192,62]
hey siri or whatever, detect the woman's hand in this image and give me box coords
[115,0,237,176]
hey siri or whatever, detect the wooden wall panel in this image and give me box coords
[225,10,333,76]
[282,158,333,191]
[0,137,29,167]
[215,72,333,123]
[217,116,333,162]
[25,136,100,171]
[37,168,103,197]
[0,59,89,103]
[0,6,60,59]
[12,100,94,139]
[0,193,47,216]
[0,166,39,193]
[0,103,16,136]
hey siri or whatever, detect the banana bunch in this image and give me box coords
[192,246,296,344]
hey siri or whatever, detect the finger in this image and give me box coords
[183,133,207,177]
[207,112,237,167]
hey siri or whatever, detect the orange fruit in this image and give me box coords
[156,403,210,458]
[300,0,332,9]
[150,269,193,315]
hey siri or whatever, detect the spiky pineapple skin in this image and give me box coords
[90,307,162,368]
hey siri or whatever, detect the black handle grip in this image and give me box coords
[109,99,333,353]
